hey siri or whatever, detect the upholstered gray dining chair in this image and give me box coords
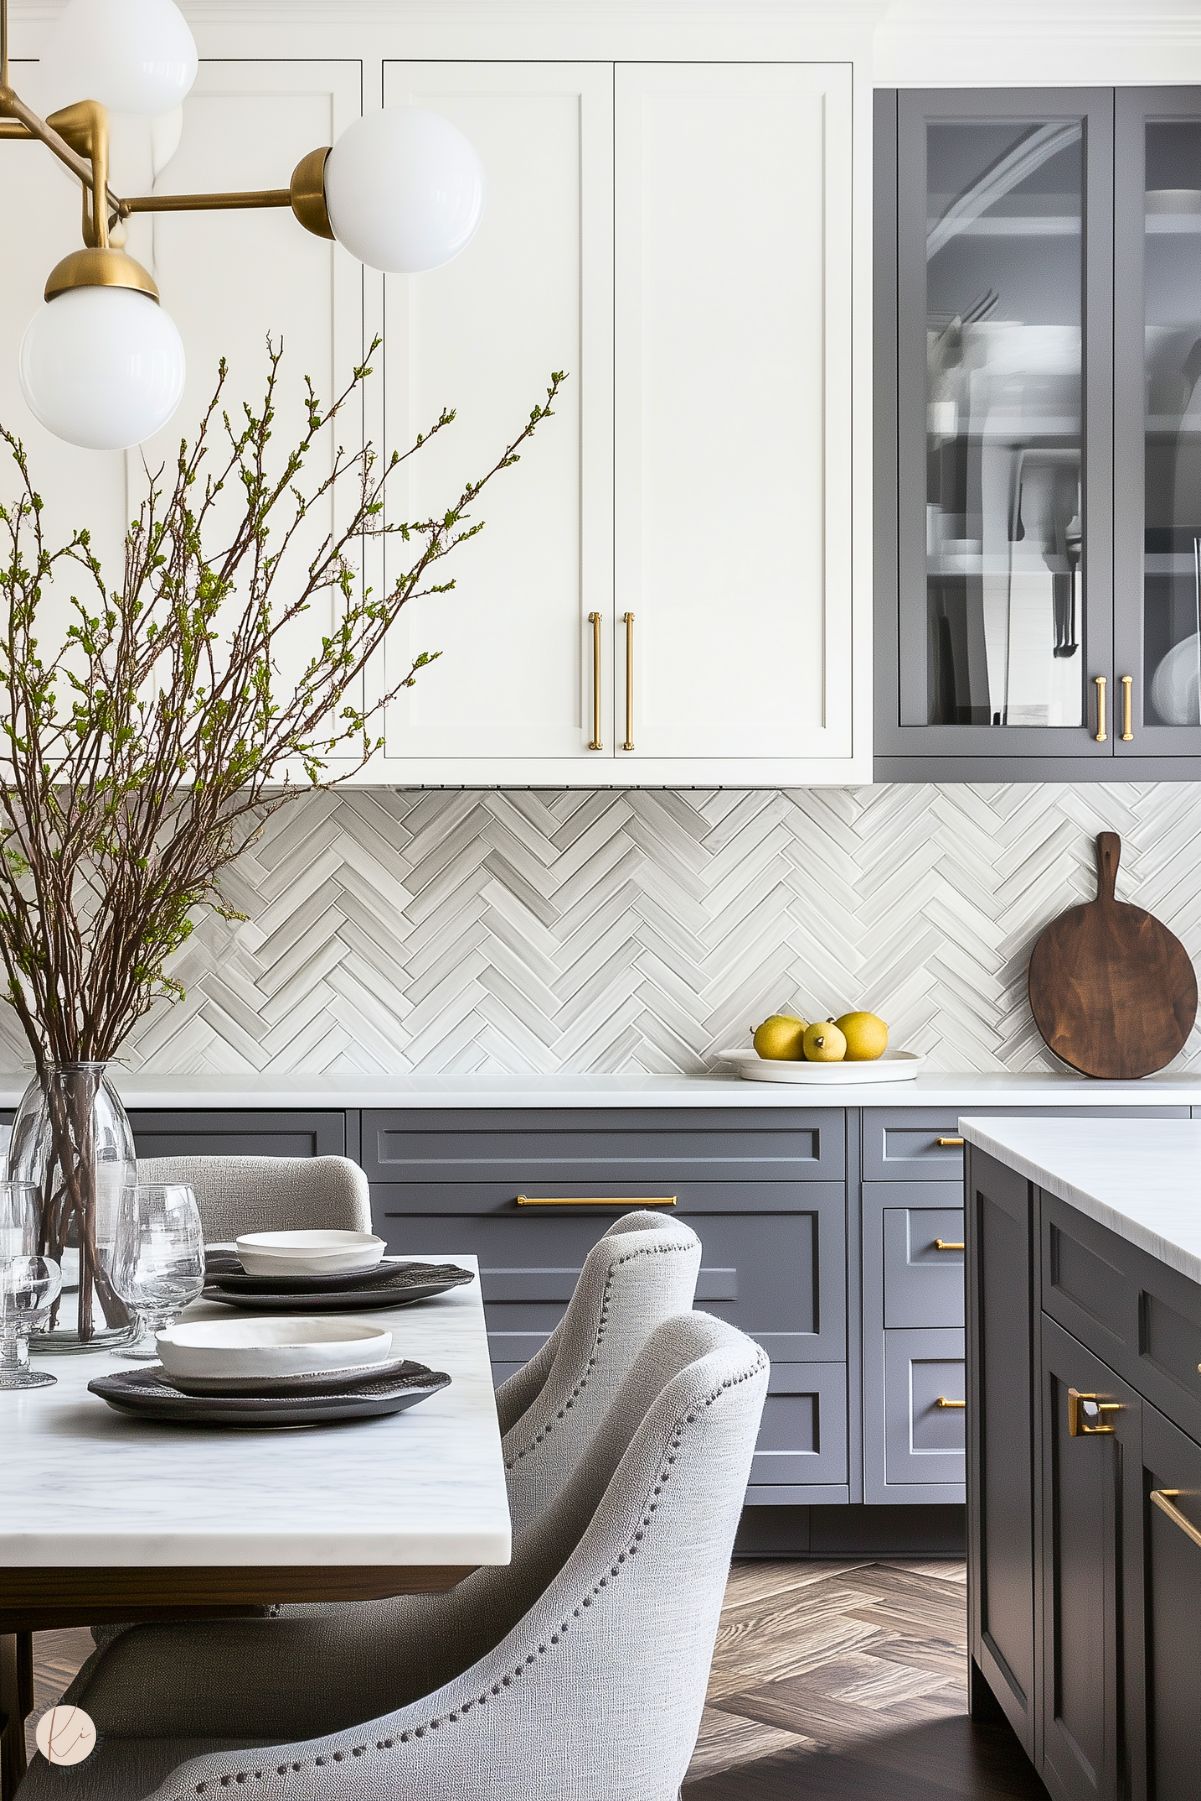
[23,1311,767,1801]
[497,1208,702,1531]
[136,1154,372,1241]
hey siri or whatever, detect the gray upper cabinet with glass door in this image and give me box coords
[876,89,1123,778]
[1114,89,1201,760]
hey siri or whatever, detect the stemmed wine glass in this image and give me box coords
[113,1183,205,1360]
[0,1256,63,1388]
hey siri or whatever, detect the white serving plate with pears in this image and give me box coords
[718,1048,925,1085]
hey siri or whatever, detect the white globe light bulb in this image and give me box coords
[45,0,198,117]
[322,107,484,274]
[19,288,186,452]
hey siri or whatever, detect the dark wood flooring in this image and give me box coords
[29,1559,1046,1798]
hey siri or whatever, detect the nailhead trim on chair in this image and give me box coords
[179,1351,767,1799]
[504,1239,696,1470]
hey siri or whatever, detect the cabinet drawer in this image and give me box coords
[128,1109,347,1160]
[751,1363,847,1490]
[863,1106,1189,1182]
[883,1203,965,1328]
[884,1328,966,1487]
[1041,1192,1201,1445]
[379,1195,846,1367]
[864,1112,971,1181]
[362,1107,844,1184]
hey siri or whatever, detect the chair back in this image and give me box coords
[498,1210,702,1530]
[135,1154,372,1242]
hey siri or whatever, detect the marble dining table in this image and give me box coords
[0,1254,511,1798]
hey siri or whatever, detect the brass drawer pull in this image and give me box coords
[1094,673,1108,743]
[587,611,603,750]
[934,1238,965,1253]
[515,1194,677,1209]
[1120,674,1134,742]
[935,1396,966,1410]
[935,1136,964,1148]
[1067,1388,1123,1437]
[1150,1489,1201,1550]
[622,611,635,751]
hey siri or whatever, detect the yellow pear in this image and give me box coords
[802,1018,847,1063]
[835,1011,889,1061]
[751,1014,808,1061]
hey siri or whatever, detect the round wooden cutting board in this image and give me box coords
[1027,832,1197,1078]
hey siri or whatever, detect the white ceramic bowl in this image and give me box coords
[156,1316,393,1382]
[717,1049,925,1085]
[234,1230,386,1278]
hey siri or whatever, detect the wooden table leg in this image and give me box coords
[0,1630,31,1800]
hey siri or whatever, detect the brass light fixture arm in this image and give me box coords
[0,0,333,251]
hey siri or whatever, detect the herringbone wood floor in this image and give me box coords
[29,1560,1045,1797]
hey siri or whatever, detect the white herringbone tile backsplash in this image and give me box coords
[8,785,1201,1075]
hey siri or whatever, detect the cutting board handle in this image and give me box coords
[1096,831,1121,904]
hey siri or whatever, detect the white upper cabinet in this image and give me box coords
[380,62,614,769]
[1,32,866,788]
[126,60,366,747]
[613,64,856,769]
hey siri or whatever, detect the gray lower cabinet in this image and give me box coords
[862,1105,1188,1506]
[365,1107,851,1504]
[969,1143,1201,1801]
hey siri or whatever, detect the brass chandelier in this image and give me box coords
[0,0,484,450]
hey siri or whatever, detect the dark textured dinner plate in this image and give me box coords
[88,1361,451,1426]
[201,1261,475,1313]
[204,1252,411,1293]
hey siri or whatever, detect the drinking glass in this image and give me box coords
[0,1180,39,1263]
[113,1184,205,1360]
[0,1256,63,1388]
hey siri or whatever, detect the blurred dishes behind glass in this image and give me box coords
[113,1183,205,1361]
[0,1256,63,1389]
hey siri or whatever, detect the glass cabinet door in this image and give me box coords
[1114,90,1201,756]
[886,90,1114,759]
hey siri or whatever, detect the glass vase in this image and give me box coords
[7,1063,136,1351]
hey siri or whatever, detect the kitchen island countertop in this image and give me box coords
[960,1114,1201,1285]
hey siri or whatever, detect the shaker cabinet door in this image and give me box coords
[877,87,1116,765]
[1124,1402,1201,1801]
[380,62,614,768]
[614,62,856,765]
[1039,1316,1134,1801]
[1113,88,1201,758]
[126,59,366,758]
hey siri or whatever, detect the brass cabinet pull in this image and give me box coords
[622,612,635,752]
[1120,674,1134,742]
[1068,1387,1123,1437]
[934,1239,965,1253]
[935,1396,966,1410]
[936,1136,964,1148]
[1150,1489,1201,1550]
[587,611,603,750]
[1093,674,1108,743]
[516,1194,677,1209]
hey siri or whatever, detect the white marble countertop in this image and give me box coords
[960,1117,1201,1287]
[1,1069,1199,1110]
[0,1256,512,1570]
